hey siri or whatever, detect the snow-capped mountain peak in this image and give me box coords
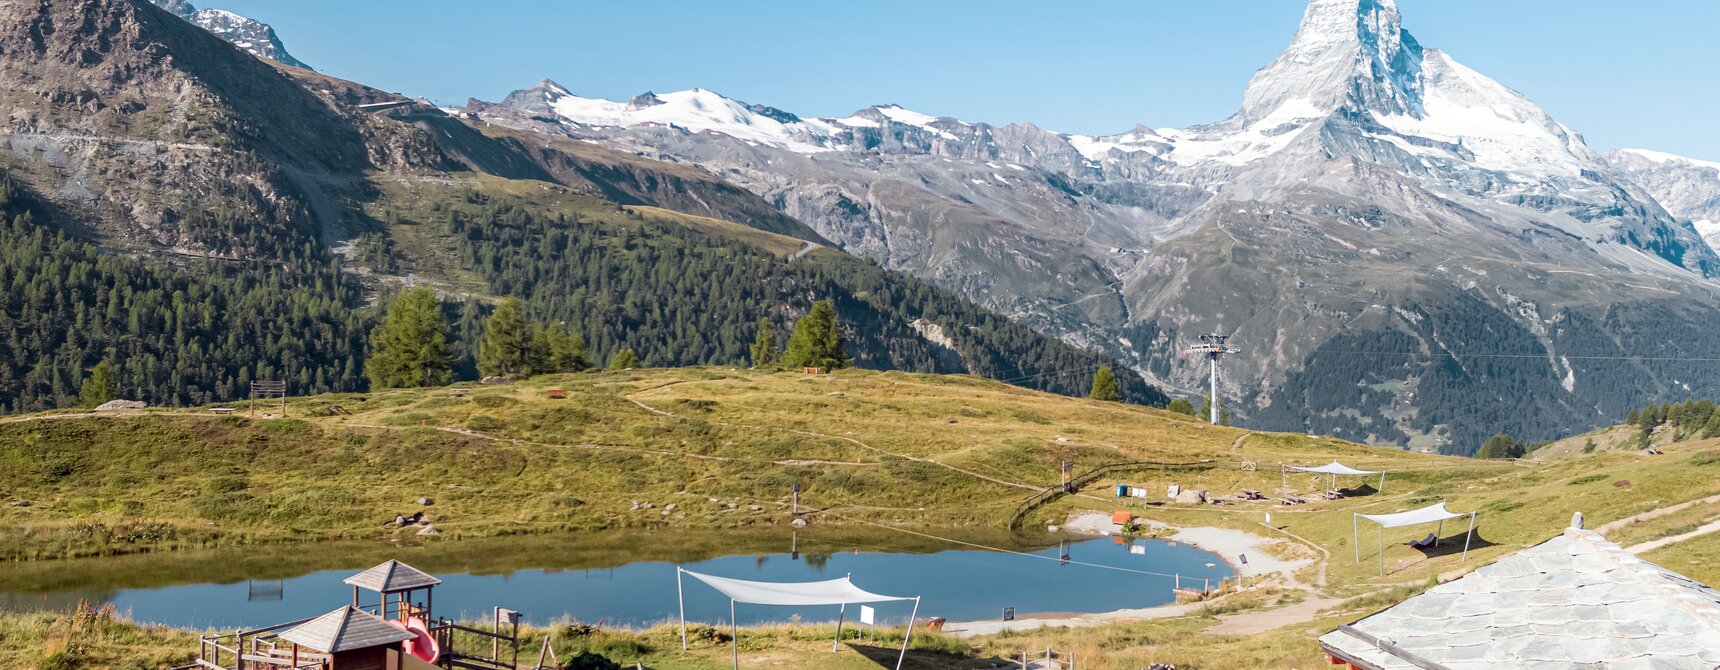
[1165,0,1594,181]
[1242,0,1422,123]
[548,87,842,153]
[509,85,973,154]
[147,0,310,70]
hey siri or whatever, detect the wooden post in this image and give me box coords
[493,607,501,661]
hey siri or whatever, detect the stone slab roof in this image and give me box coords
[1320,526,1720,669]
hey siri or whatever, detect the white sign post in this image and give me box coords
[860,605,875,625]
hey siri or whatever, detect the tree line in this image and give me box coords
[2,172,1163,412]
[366,288,855,390]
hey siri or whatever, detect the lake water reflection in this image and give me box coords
[0,529,1233,629]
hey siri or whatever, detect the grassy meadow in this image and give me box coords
[3,366,1719,668]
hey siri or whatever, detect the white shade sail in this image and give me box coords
[682,570,914,606]
[1360,501,1467,528]
[1288,461,1378,476]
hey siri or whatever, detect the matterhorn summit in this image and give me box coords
[1241,0,1425,122]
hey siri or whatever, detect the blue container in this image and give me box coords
[1116,484,1128,498]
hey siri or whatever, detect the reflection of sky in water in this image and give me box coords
[2,537,1231,629]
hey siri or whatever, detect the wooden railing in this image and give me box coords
[196,616,326,670]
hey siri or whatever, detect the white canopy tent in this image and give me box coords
[677,568,922,670]
[1283,461,1387,493]
[1353,501,1477,575]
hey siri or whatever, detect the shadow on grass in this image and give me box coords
[845,642,995,669]
[1412,529,1499,559]
[1337,483,1380,498]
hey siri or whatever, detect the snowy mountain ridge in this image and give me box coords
[469,0,1720,450]
[1605,148,1720,252]
[147,0,311,70]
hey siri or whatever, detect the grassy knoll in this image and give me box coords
[0,366,1396,560]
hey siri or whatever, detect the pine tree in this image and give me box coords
[1089,365,1119,402]
[365,286,452,389]
[1166,398,1196,416]
[478,297,535,378]
[79,359,117,408]
[607,347,639,371]
[1477,433,1524,459]
[749,319,779,368]
[781,300,848,370]
[539,322,591,373]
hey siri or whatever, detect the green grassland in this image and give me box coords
[5,366,1720,669]
[0,366,1378,560]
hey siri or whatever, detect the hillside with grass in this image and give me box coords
[5,366,1720,668]
[1,366,1368,560]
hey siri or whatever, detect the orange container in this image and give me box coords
[1111,510,1133,524]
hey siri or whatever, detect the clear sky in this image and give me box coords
[213,0,1720,161]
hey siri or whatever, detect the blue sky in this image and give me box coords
[215,0,1720,161]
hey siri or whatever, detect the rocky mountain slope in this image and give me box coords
[468,0,1720,452]
[147,0,311,69]
[0,0,1159,411]
[1603,148,1720,251]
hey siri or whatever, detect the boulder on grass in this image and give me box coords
[94,399,146,411]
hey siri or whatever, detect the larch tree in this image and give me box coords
[607,347,639,371]
[79,359,117,408]
[1476,433,1524,459]
[478,297,535,378]
[1089,365,1119,402]
[365,286,452,389]
[1166,398,1197,416]
[539,322,591,373]
[749,318,779,368]
[781,300,848,370]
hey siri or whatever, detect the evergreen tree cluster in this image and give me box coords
[438,191,1165,404]
[0,181,371,413]
[0,174,1165,412]
[1626,398,1720,446]
[1476,433,1527,459]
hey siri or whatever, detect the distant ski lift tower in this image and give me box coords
[1185,334,1238,425]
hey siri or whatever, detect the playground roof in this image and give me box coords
[279,606,416,653]
[1287,461,1378,476]
[1321,526,1720,669]
[343,559,442,592]
[1358,501,1466,528]
[683,570,914,606]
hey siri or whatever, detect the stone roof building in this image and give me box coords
[1321,521,1720,669]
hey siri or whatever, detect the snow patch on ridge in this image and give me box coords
[551,89,837,153]
[1615,148,1720,174]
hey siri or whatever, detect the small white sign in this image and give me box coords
[859,605,876,625]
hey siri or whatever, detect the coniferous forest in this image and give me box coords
[0,176,1162,412]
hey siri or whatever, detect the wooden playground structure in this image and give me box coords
[185,560,553,670]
